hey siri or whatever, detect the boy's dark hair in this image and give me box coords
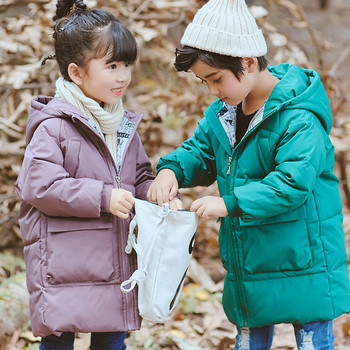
[175,46,268,81]
[43,0,137,81]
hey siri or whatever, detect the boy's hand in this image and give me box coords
[190,196,228,219]
[147,169,178,205]
[109,188,135,219]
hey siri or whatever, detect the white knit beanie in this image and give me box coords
[181,0,267,57]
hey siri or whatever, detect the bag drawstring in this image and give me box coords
[120,269,147,293]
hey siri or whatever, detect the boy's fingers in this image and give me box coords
[148,189,157,202]
[156,189,165,206]
[169,184,178,201]
[146,187,153,201]
[190,199,201,212]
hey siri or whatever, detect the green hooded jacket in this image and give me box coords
[158,63,350,327]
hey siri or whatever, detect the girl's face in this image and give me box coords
[78,57,132,105]
[190,60,252,106]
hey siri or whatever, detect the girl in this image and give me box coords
[15,0,155,348]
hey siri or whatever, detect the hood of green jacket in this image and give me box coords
[266,63,332,134]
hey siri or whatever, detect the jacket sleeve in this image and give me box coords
[134,132,155,199]
[16,122,106,218]
[224,117,328,221]
[157,119,217,188]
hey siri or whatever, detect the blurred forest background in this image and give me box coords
[1,0,350,349]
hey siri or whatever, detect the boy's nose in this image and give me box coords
[208,85,219,96]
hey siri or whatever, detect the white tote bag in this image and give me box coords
[120,198,198,323]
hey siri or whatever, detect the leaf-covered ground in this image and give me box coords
[1,0,350,349]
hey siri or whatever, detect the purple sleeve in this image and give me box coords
[17,126,106,218]
[134,133,155,200]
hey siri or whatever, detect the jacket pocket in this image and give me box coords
[46,216,115,284]
[240,205,312,274]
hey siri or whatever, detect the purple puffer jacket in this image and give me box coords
[15,96,155,337]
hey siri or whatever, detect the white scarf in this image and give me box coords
[55,76,125,165]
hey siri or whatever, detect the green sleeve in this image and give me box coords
[157,119,217,188]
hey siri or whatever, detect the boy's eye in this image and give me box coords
[109,64,117,69]
[213,77,222,83]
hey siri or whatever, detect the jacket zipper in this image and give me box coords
[227,155,248,325]
[226,156,232,175]
[111,120,140,328]
[116,175,122,188]
[73,115,140,327]
[112,118,142,328]
[225,109,276,326]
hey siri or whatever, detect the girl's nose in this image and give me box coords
[116,66,130,83]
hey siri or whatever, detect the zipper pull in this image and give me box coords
[226,156,232,175]
[116,175,121,188]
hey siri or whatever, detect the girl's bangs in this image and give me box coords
[94,22,137,64]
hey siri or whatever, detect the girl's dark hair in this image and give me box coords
[45,0,138,81]
[175,46,268,81]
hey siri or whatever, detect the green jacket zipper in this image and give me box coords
[224,109,276,325]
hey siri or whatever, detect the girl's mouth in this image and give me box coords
[112,88,123,96]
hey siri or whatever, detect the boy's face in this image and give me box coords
[190,60,252,106]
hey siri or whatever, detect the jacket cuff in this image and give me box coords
[101,186,112,213]
[222,194,241,218]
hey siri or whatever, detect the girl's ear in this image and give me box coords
[243,57,258,73]
[68,63,84,85]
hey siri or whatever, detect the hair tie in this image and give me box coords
[58,20,75,32]
[41,54,56,66]
[75,0,87,11]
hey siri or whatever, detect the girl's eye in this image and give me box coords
[124,62,129,67]
[213,77,222,83]
[109,64,117,69]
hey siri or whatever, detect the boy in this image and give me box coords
[147,0,350,348]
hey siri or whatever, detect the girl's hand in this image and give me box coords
[169,197,183,211]
[109,188,135,219]
[190,196,228,219]
[147,169,178,206]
